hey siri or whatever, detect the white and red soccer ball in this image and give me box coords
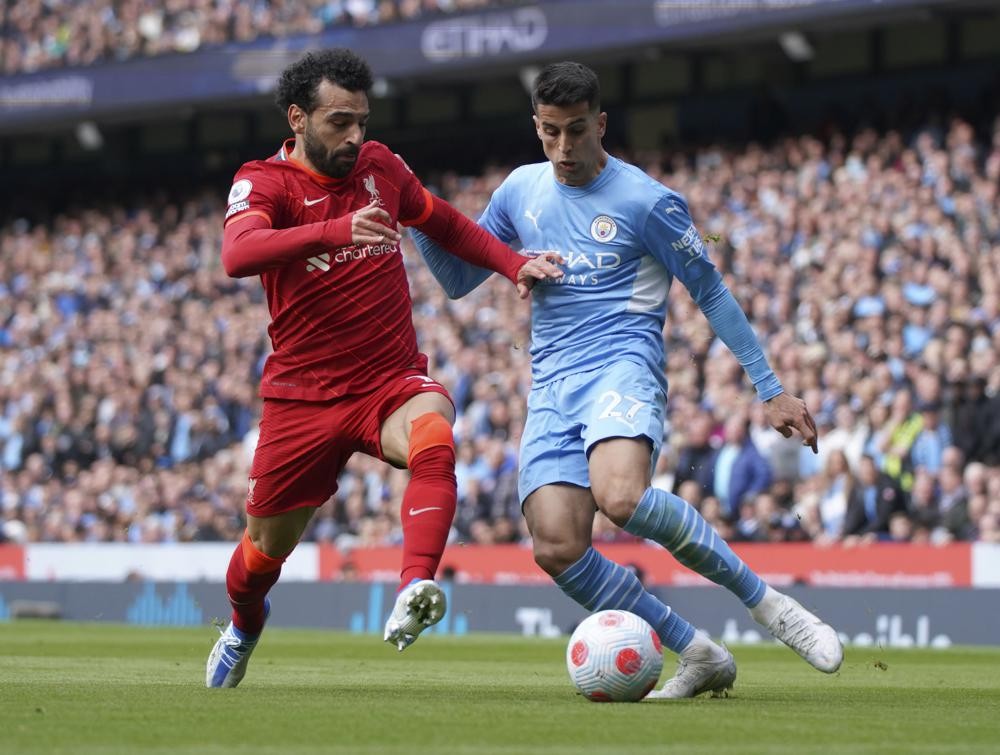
[566,610,664,702]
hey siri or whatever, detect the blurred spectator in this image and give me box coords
[746,403,792,481]
[815,449,854,541]
[885,511,916,543]
[949,377,1000,465]
[737,492,806,543]
[0,1,529,76]
[711,413,772,520]
[670,410,717,497]
[907,468,941,534]
[937,461,970,539]
[910,400,952,473]
[842,455,906,538]
[875,389,921,493]
[819,404,868,473]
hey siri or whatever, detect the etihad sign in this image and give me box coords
[421,7,548,62]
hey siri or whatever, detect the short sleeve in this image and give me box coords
[224,162,286,228]
[478,179,518,245]
[640,192,717,287]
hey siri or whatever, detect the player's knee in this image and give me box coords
[592,484,643,528]
[249,531,294,560]
[533,537,588,577]
[407,412,455,468]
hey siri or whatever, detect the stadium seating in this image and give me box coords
[0,115,998,547]
[0,0,522,76]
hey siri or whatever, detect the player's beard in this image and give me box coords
[303,124,359,179]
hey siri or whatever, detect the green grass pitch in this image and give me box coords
[1,621,997,754]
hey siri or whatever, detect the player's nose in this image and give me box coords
[346,123,364,145]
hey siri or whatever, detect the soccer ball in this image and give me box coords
[566,610,664,702]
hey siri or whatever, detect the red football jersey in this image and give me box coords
[224,139,434,401]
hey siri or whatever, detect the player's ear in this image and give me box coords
[288,104,307,135]
[597,112,607,139]
[532,115,542,139]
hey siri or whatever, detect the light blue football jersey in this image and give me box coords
[412,156,781,401]
[477,156,716,391]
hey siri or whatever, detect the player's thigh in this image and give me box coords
[583,360,664,511]
[523,483,596,575]
[588,437,655,524]
[378,384,455,468]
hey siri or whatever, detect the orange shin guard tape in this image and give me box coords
[240,530,286,574]
[407,412,455,468]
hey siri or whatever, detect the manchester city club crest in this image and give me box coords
[590,215,618,243]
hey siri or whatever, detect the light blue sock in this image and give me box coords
[624,487,766,607]
[554,547,694,653]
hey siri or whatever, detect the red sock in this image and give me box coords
[399,444,457,590]
[226,530,285,634]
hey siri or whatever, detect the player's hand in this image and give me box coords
[516,252,564,299]
[764,391,818,453]
[351,202,401,246]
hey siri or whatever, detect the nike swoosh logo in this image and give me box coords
[408,506,443,516]
[303,196,328,206]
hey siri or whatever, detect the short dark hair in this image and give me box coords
[275,49,373,114]
[531,61,600,112]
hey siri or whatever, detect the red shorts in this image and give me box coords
[245,369,452,517]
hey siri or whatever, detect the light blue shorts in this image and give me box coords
[518,360,666,503]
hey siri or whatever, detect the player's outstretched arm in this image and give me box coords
[686,275,817,452]
[410,195,562,297]
[222,202,400,278]
[642,192,817,452]
[410,227,493,299]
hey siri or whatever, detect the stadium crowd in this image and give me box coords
[1,0,525,76]
[1,113,999,549]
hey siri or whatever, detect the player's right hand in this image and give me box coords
[764,391,818,453]
[351,201,402,246]
[516,251,565,299]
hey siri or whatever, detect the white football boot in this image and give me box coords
[750,586,843,673]
[649,630,737,699]
[206,599,270,688]
[383,579,447,652]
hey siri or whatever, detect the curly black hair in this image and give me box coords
[275,49,374,114]
[531,61,600,113]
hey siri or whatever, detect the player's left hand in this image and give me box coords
[351,201,401,246]
[516,252,564,299]
[764,392,818,453]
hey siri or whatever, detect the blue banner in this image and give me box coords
[0,0,945,131]
[0,580,996,645]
